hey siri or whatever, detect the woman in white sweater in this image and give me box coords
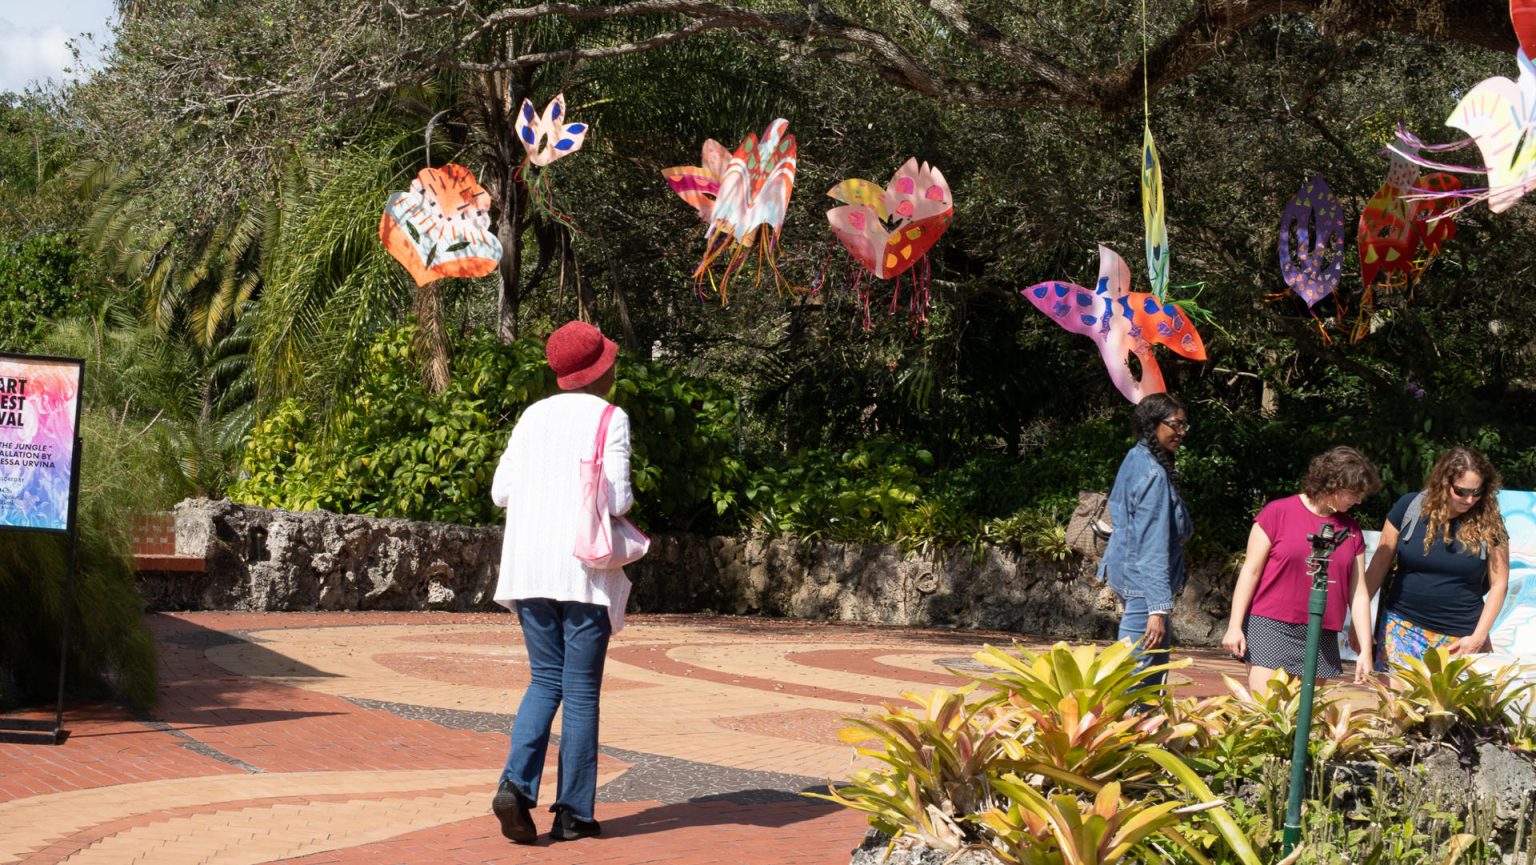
[488,320,632,844]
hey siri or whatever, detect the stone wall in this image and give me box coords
[142,499,1236,646]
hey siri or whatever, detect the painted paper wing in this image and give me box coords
[826,158,953,279]
[1020,245,1204,403]
[514,94,589,168]
[1141,125,1170,301]
[379,164,503,287]
[709,119,796,246]
[1358,150,1421,289]
[1277,175,1346,308]
[1410,172,1461,256]
[662,139,732,224]
[1445,49,1536,213]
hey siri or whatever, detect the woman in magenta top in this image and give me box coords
[1221,447,1381,694]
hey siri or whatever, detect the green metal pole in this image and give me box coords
[1281,527,1337,855]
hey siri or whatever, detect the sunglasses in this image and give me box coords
[1160,419,1191,434]
[1450,484,1486,498]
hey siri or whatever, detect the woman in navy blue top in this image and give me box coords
[1362,447,1510,668]
[1098,393,1193,688]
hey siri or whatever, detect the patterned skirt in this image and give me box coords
[1374,610,1459,673]
[1242,615,1343,679]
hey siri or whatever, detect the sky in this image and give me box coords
[0,0,116,94]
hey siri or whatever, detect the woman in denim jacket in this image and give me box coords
[1097,393,1193,686]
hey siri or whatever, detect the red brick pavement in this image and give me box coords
[0,611,1260,865]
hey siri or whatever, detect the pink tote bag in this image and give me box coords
[574,404,650,568]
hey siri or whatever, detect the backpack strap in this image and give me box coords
[1398,492,1425,544]
[1399,491,1487,559]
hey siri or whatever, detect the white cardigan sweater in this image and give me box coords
[490,392,634,632]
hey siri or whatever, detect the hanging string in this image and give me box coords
[1141,0,1149,127]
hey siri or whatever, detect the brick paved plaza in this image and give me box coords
[1,612,1248,864]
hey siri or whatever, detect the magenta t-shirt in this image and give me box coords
[1248,495,1365,631]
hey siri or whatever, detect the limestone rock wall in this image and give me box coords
[146,499,1236,645]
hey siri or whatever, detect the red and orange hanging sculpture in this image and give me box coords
[826,158,953,328]
[379,164,503,286]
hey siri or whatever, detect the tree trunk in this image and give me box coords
[414,283,451,394]
[480,54,534,343]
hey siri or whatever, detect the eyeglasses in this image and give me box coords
[1451,484,1485,498]
[1160,419,1191,434]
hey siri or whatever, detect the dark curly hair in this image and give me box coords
[1300,446,1382,500]
[1131,392,1184,490]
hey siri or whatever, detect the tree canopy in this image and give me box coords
[4,0,1535,542]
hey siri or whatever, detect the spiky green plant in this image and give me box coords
[810,685,1016,852]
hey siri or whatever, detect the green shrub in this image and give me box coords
[232,324,744,531]
[0,232,96,351]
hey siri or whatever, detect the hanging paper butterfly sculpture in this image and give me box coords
[1387,0,1536,215]
[826,158,953,328]
[379,164,503,287]
[1141,125,1170,300]
[1021,245,1207,403]
[512,93,588,226]
[1277,175,1347,309]
[1354,146,1460,340]
[514,93,588,167]
[662,118,797,302]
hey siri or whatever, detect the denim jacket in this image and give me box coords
[1097,441,1194,612]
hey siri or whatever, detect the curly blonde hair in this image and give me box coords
[1419,446,1507,554]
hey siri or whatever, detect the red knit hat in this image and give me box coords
[545,321,618,390]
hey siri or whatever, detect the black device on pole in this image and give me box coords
[1280,520,1351,854]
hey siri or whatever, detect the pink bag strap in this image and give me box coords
[591,403,616,463]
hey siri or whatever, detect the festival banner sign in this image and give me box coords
[0,353,84,533]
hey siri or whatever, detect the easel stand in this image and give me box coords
[0,353,85,745]
[0,435,82,746]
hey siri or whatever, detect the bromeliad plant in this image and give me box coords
[1380,647,1536,743]
[970,641,1189,794]
[812,684,1018,852]
[979,779,1218,865]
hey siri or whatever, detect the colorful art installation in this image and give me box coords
[1020,245,1207,404]
[379,164,504,287]
[1388,1,1536,215]
[1141,125,1169,301]
[826,158,953,328]
[1277,175,1346,309]
[1490,489,1536,655]
[662,118,797,302]
[514,93,588,167]
[1353,147,1460,340]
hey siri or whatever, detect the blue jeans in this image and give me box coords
[501,599,611,821]
[1117,595,1173,690]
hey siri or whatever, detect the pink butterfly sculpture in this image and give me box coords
[379,164,503,287]
[827,159,952,327]
[662,118,797,302]
[827,159,952,278]
[1021,245,1207,404]
[514,94,588,167]
[1389,1,1536,215]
